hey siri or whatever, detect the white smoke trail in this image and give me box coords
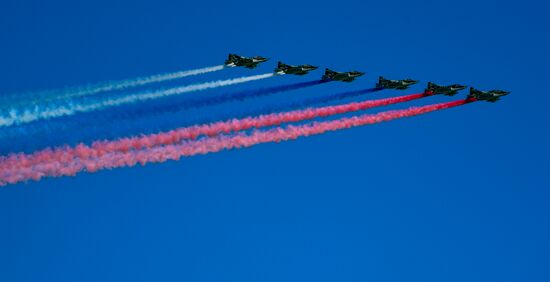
[0,65,226,108]
[0,73,275,127]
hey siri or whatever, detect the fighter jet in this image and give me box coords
[321,68,365,82]
[275,61,318,75]
[225,54,269,69]
[376,76,418,90]
[425,82,467,96]
[467,87,510,102]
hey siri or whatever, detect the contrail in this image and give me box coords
[0,65,226,108]
[0,73,274,127]
[0,92,428,170]
[0,98,469,185]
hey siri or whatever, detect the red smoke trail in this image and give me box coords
[0,92,428,172]
[1,99,468,186]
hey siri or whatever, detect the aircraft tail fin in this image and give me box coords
[322,68,336,80]
[225,54,238,65]
[274,61,287,74]
[468,87,480,99]
[325,68,336,75]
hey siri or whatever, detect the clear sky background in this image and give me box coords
[1,0,549,281]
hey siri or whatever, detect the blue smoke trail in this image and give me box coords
[0,80,327,153]
[121,87,382,138]
[1,80,324,140]
[116,79,326,120]
[0,87,382,154]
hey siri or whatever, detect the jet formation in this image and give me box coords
[224,53,509,101]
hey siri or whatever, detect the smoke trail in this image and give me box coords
[0,84,372,153]
[0,73,274,127]
[0,92,427,170]
[134,87,385,141]
[0,79,319,154]
[3,80,324,140]
[239,87,383,121]
[159,79,326,111]
[0,65,226,108]
[0,99,469,185]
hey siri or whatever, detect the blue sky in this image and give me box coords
[0,0,549,281]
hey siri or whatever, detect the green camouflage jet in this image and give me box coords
[376,76,419,90]
[275,61,318,75]
[467,87,510,102]
[321,68,365,82]
[225,54,269,69]
[425,82,467,96]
